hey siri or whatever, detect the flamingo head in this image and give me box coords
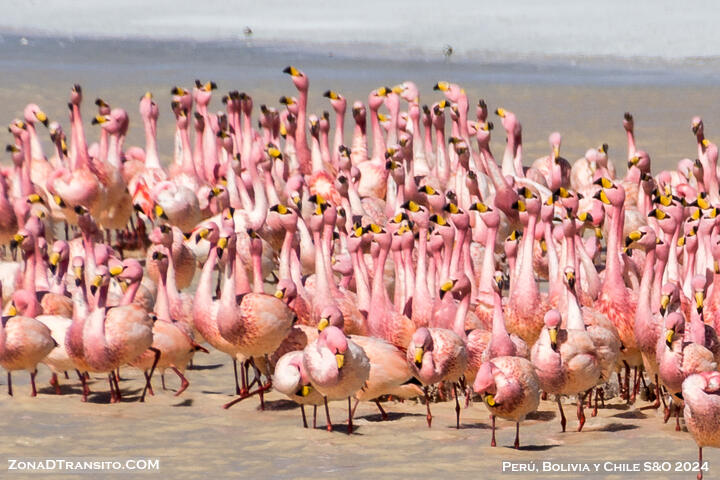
[659,283,681,316]
[544,309,562,351]
[318,325,348,369]
[392,81,419,103]
[411,327,434,368]
[624,226,656,253]
[90,265,111,296]
[317,305,344,332]
[691,116,704,136]
[48,240,70,275]
[473,362,498,404]
[593,177,625,207]
[69,84,83,105]
[273,279,297,304]
[24,103,49,128]
[691,275,707,312]
[112,259,143,287]
[323,89,346,113]
[664,312,685,347]
[283,66,308,91]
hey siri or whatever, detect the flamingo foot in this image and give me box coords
[375,400,388,421]
[171,367,189,396]
[222,381,273,409]
[140,347,161,402]
[347,397,354,435]
[50,373,62,395]
[577,393,586,432]
[324,397,332,432]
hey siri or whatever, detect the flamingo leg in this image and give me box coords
[250,360,266,411]
[514,422,520,449]
[423,386,432,428]
[324,397,332,432]
[557,397,566,432]
[300,405,308,428]
[664,398,672,424]
[350,398,360,420]
[113,370,122,401]
[76,370,89,402]
[7,372,12,396]
[64,371,69,379]
[346,397,354,434]
[675,405,681,431]
[698,447,703,480]
[108,373,117,403]
[313,406,317,429]
[630,367,640,403]
[30,370,38,397]
[143,371,155,396]
[171,367,189,396]
[232,359,241,395]
[374,400,388,420]
[50,373,62,395]
[623,361,631,403]
[453,383,461,429]
[617,371,625,400]
[592,388,599,417]
[140,347,161,402]
[161,373,166,391]
[577,392,586,432]
[221,381,273,409]
[490,414,496,447]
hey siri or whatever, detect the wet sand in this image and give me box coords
[2,35,720,479]
[2,349,718,480]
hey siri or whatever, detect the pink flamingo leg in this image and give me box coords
[30,370,38,397]
[346,397,354,434]
[300,405,308,428]
[140,347,161,402]
[324,397,333,432]
[514,422,520,449]
[171,367,189,396]
[453,383,461,429]
[490,414,496,447]
[50,373,62,395]
[557,398,566,432]
[423,386,432,428]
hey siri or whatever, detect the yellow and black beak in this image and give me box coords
[414,347,424,368]
[593,190,611,205]
[666,328,674,348]
[109,265,124,277]
[660,294,670,316]
[274,288,285,300]
[216,236,228,259]
[35,111,48,127]
[484,394,496,407]
[296,385,313,397]
[154,205,168,220]
[48,252,60,274]
[549,327,558,351]
[7,302,17,317]
[439,280,454,300]
[335,353,344,370]
[283,66,300,77]
[433,81,449,92]
[90,275,102,295]
[564,271,576,290]
[511,199,526,212]
[695,291,705,312]
[495,108,506,118]
[317,317,329,332]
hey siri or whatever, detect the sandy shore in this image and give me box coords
[1,349,718,479]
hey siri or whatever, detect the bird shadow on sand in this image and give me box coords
[37,384,85,396]
[358,411,424,422]
[85,387,143,404]
[187,363,224,371]
[325,424,364,435]
[452,421,491,430]
[261,399,300,411]
[601,402,631,411]
[173,398,193,407]
[526,410,556,421]
[593,422,639,432]
[515,444,558,451]
[613,410,647,419]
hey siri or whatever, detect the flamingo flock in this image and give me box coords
[2,69,720,475]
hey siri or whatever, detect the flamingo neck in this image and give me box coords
[478,224,498,292]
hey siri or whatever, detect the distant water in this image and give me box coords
[2,0,720,69]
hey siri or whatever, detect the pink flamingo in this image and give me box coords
[683,371,720,480]
[473,356,540,448]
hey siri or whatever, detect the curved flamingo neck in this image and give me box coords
[73,105,90,171]
[369,108,385,163]
[637,247,655,318]
[155,268,171,321]
[295,88,311,174]
[119,279,140,306]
